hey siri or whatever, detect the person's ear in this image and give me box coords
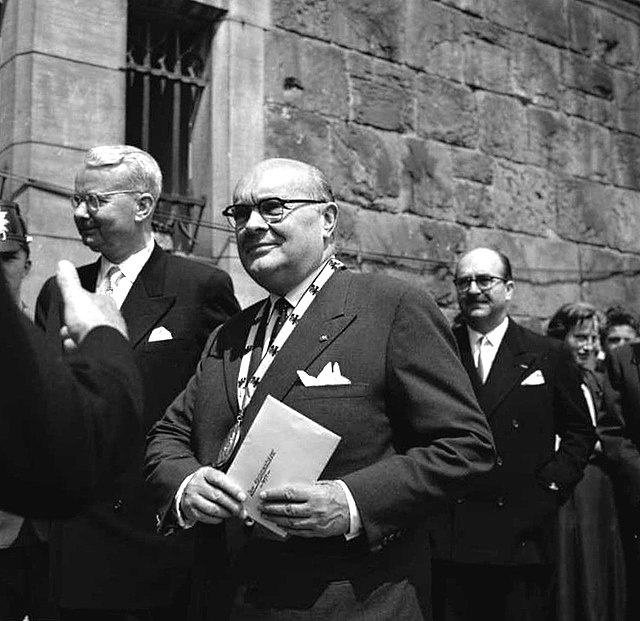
[134,193,155,222]
[320,202,338,240]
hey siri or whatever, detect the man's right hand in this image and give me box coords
[56,260,128,349]
[180,466,247,525]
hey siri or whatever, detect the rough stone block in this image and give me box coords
[401,138,455,219]
[563,52,614,99]
[610,186,640,253]
[613,132,640,190]
[594,10,638,71]
[417,75,478,148]
[454,180,494,227]
[331,123,401,209]
[567,118,611,182]
[349,54,414,132]
[478,92,527,161]
[464,38,512,94]
[561,89,614,126]
[556,178,612,246]
[512,38,561,108]
[525,107,570,169]
[568,1,595,54]
[614,70,640,136]
[265,104,331,174]
[403,0,465,80]
[439,0,484,16]
[272,0,333,41]
[481,0,528,32]
[491,161,557,236]
[265,30,349,119]
[451,149,494,184]
[332,0,405,61]
[580,246,640,311]
[525,0,568,47]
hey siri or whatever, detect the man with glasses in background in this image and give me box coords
[35,145,240,621]
[430,247,595,621]
[145,158,496,621]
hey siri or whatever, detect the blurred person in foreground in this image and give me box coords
[547,302,625,621]
[0,201,57,620]
[0,259,142,514]
[145,157,496,621]
[430,248,595,621]
[35,145,240,621]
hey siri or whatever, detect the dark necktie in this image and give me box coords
[270,297,291,346]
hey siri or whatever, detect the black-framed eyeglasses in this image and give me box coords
[222,197,327,228]
[70,190,142,215]
[454,274,508,292]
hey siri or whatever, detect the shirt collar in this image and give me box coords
[100,238,155,283]
[268,257,333,311]
[467,316,509,349]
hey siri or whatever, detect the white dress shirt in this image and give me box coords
[466,316,509,381]
[96,238,155,309]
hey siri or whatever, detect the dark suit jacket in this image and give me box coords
[0,273,143,518]
[430,319,595,565]
[35,244,239,609]
[145,270,496,615]
[600,342,640,506]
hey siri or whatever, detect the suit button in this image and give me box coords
[496,496,505,507]
[511,419,520,429]
[455,497,465,504]
[113,499,123,511]
[496,456,503,466]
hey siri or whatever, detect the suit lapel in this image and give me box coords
[479,320,539,417]
[79,260,100,292]
[454,326,483,396]
[238,271,355,433]
[120,245,175,349]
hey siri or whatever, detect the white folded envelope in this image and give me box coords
[297,362,351,387]
[521,369,545,385]
[148,326,173,342]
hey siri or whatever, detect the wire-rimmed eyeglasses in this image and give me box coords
[454,274,508,292]
[222,197,327,228]
[70,190,142,215]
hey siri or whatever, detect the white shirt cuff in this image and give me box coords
[336,480,362,540]
[174,472,197,529]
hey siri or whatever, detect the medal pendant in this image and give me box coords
[213,420,242,469]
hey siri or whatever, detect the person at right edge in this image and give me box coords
[430,247,595,621]
[599,339,640,621]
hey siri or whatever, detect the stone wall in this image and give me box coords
[264,0,640,327]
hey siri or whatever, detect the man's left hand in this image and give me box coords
[258,480,349,538]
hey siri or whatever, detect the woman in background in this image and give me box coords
[547,302,625,621]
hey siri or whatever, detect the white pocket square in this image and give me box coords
[297,362,351,387]
[148,326,173,342]
[521,369,545,385]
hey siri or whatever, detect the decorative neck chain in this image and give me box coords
[213,256,345,470]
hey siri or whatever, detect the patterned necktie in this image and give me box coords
[101,265,123,296]
[476,335,488,383]
[270,298,291,346]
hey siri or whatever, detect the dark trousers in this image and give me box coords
[0,541,57,621]
[431,560,554,621]
[59,578,192,621]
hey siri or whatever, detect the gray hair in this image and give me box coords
[84,145,162,202]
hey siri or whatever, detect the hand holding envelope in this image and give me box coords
[297,362,351,387]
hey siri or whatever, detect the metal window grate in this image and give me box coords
[125,13,210,253]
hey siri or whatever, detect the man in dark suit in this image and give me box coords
[600,342,640,620]
[145,157,496,621]
[1,259,142,516]
[431,247,595,621]
[35,145,240,621]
